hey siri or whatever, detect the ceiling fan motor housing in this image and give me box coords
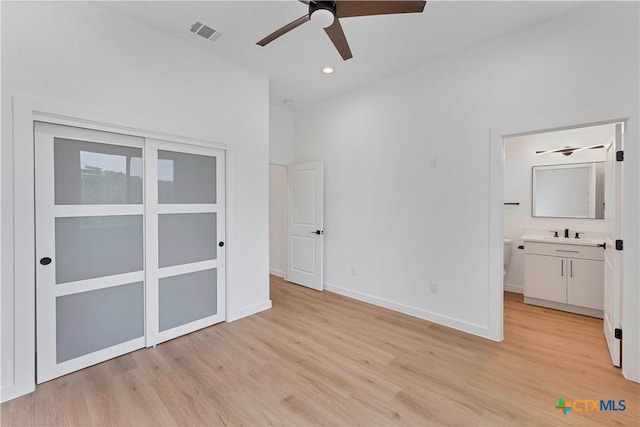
[310,1,337,28]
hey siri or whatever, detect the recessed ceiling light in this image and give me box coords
[322,67,334,74]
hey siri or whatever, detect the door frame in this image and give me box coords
[6,95,231,401]
[489,104,638,382]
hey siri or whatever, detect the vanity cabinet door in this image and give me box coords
[524,254,566,303]
[567,259,604,310]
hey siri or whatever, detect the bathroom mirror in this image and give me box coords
[532,162,605,219]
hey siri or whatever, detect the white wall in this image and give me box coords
[269,164,287,277]
[1,1,270,400]
[293,1,639,379]
[504,125,612,292]
[269,103,294,165]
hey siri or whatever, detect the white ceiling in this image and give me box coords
[101,1,588,108]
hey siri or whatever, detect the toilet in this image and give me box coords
[503,239,513,277]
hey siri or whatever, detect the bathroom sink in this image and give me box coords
[576,238,605,245]
[545,237,599,244]
[520,234,604,246]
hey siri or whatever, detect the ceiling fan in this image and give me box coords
[257,0,427,60]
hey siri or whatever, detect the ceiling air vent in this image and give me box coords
[189,21,222,42]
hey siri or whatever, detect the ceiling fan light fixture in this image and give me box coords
[309,1,336,28]
[310,8,335,28]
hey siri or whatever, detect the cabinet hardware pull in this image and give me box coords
[556,249,579,253]
[570,260,573,278]
[561,259,564,277]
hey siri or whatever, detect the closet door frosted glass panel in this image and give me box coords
[159,269,217,331]
[158,150,216,204]
[158,213,216,267]
[54,138,143,205]
[55,215,143,284]
[56,282,144,363]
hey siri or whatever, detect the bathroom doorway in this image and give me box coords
[501,121,624,368]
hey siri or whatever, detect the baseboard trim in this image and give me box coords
[269,267,285,278]
[523,296,603,319]
[323,282,495,340]
[227,300,272,322]
[504,283,523,294]
[1,382,35,403]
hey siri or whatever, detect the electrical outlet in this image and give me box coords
[351,265,357,276]
[430,281,439,294]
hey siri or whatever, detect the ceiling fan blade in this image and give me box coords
[257,14,310,46]
[324,18,353,60]
[335,1,426,18]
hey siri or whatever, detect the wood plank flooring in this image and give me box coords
[2,275,638,426]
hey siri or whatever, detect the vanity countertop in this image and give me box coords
[520,234,605,247]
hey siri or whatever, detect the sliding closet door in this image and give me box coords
[35,122,146,383]
[145,139,225,345]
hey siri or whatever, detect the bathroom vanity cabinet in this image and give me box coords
[522,239,604,318]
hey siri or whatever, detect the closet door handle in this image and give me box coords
[561,259,564,277]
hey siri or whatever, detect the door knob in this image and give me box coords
[311,230,323,235]
[40,257,52,265]
[218,241,224,247]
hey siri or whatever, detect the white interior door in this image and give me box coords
[287,162,324,290]
[603,122,623,367]
[35,122,146,383]
[145,139,225,346]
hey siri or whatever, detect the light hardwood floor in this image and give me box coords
[2,275,638,426]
